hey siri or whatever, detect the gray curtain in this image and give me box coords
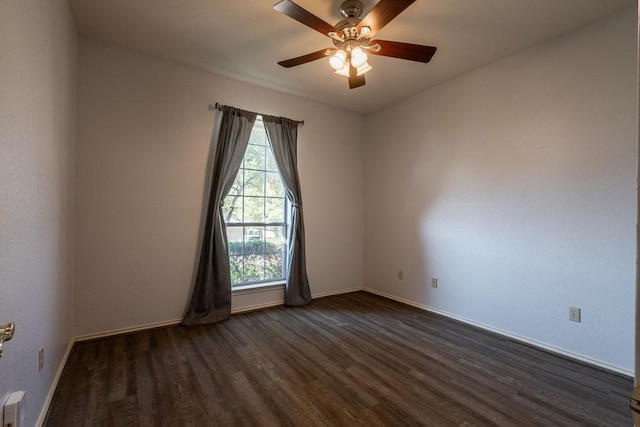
[183,106,257,325]
[263,115,312,306]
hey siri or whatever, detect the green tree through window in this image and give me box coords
[223,117,287,286]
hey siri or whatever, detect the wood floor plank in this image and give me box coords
[44,291,633,426]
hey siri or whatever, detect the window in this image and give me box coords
[223,117,287,287]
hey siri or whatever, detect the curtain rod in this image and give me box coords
[208,102,304,126]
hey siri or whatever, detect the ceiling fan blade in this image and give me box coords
[348,65,366,89]
[357,0,415,37]
[369,40,437,63]
[278,49,332,68]
[273,0,337,37]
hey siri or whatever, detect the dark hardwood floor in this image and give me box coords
[45,291,633,426]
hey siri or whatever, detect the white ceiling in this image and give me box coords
[68,0,635,114]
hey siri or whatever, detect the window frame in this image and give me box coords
[224,116,289,288]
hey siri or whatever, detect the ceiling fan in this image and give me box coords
[273,0,437,89]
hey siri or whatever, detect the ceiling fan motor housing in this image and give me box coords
[340,0,363,19]
[337,0,364,40]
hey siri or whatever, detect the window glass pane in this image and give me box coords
[265,226,285,253]
[244,227,265,254]
[266,147,279,171]
[229,255,244,284]
[249,122,266,146]
[244,254,265,282]
[243,197,265,223]
[223,197,243,223]
[265,172,284,197]
[244,169,264,197]
[228,172,243,196]
[265,198,284,223]
[264,252,283,281]
[226,226,244,250]
[244,143,265,170]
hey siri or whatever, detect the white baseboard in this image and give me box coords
[232,286,364,314]
[232,300,283,314]
[75,318,183,342]
[36,339,74,426]
[74,287,365,340]
[363,287,633,378]
[312,286,363,299]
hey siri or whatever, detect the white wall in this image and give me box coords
[364,8,637,373]
[0,0,77,425]
[75,39,365,336]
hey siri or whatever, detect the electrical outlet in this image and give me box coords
[397,271,404,280]
[431,278,438,288]
[569,307,581,322]
[39,347,44,371]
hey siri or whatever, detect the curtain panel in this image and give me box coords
[263,115,312,306]
[183,107,257,325]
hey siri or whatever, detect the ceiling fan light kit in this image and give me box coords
[355,62,372,76]
[274,0,437,89]
[350,47,368,68]
[329,49,347,70]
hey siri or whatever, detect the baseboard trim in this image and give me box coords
[75,318,183,342]
[74,287,365,341]
[232,286,364,314]
[64,287,632,377]
[35,338,74,426]
[232,300,283,314]
[312,286,363,299]
[363,287,633,378]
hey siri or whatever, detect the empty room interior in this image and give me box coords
[1,0,639,425]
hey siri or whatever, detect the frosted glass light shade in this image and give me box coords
[334,63,350,77]
[329,50,347,70]
[350,47,368,68]
[356,62,372,76]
